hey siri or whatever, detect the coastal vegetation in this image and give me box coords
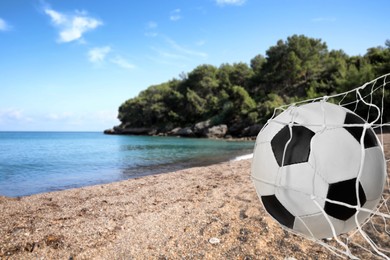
[108,35,390,137]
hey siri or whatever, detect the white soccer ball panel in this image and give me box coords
[278,163,328,216]
[342,199,380,234]
[276,187,326,218]
[293,212,345,239]
[256,122,284,143]
[290,102,347,133]
[256,111,293,143]
[251,142,279,196]
[359,147,386,201]
[252,179,275,197]
[309,128,362,184]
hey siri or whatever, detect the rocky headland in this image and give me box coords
[104,119,262,139]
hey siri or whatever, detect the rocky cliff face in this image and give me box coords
[104,120,261,139]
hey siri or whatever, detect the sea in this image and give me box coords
[0,132,254,197]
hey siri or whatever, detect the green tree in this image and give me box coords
[229,62,254,91]
[183,64,219,96]
[365,44,390,75]
[217,63,233,89]
[249,54,267,100]
[225,86,257,125]
[180,64,223,120]
[261,35,328,97]
[115,34,389,136]
[250,54,266,72]
[257,93,284,123]
[118,80,184,129]
[306,49,349,98]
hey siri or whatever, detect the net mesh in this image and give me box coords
[265,73,390,259]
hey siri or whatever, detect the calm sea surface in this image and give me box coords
[0,132,254,197]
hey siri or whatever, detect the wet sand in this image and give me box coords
[0,135,389,259]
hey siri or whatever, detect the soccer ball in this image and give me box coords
[251,101,386,239]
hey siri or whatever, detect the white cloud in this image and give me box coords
[148,37,208,68]
[110,56,135,70]
[44,7,102,43]
[88,46,112,63]
[0,108,119,131]
[145,21,158,37]
[94,110,118,122]
[196,40,206,46]
[165,37,208,58]
[46,112,72,121]
[147,21,158,29]
[170,9,182,21]
[216,0,246,6]
[0,18,11,31]
[87,46,135,70]
[150,46,189,60]
[44,9,66,25]
[0,108,23,120]
[0,108,33,124]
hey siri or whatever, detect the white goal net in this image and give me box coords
[265,73,390,259]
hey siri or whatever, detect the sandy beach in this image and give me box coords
[1,135,389,259]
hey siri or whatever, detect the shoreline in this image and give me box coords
[1,149,255,199]
[0,132,255,198]
[1,135,389,259]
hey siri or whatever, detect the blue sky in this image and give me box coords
[0,0,389,131]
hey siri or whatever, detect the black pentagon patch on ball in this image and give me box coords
[261,195,295,229]
[271,124,315,167]
[324,178,367,221]
[344,112,378,148]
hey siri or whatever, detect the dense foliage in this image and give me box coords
[117,35,390,133]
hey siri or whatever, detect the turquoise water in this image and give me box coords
[0,132,254,197]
